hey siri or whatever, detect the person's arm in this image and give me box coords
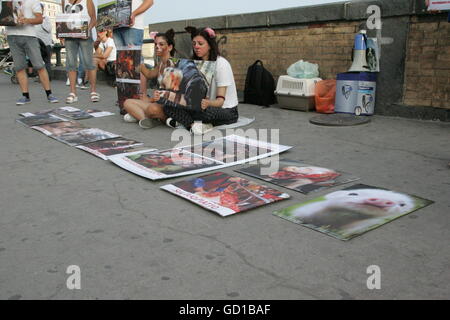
[140,63,159,79]
[201,86,226,109]
[129,0,154,27]
[19,3,44,25]
[87,0,97,31]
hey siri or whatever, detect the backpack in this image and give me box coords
[243,60,277,107]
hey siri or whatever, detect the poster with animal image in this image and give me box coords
[55,13,89,38]
[20,108,114,119]
[108,135,292,180]
[116,46,141,80]
[161,172,290,217]
[31,120,85,136]
[109,148,224,180]
[16,114,68,127]
[97,0,132,31]
[156,59,216,112]
[76,138,148,160]
[236,160,359,194]
[273,184,433,241]
[116,79,140,111]
[0,0,20,26]
[49,128,120,146]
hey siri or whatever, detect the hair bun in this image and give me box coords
[165,28,175,41]
[185,26,198,38]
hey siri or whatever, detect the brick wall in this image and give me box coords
[404,15,450,109]
[217,22,359,92]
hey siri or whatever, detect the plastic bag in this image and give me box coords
[287,59,319,79]
[315,80,336,114]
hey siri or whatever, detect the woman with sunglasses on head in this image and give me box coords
[163,26,239,135]
[122,29,176,129]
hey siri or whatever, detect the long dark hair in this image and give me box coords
[185,26,220,61]
[155,28,176,57]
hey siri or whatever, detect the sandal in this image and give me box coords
[66,93,78,104]
[90,92,100,103]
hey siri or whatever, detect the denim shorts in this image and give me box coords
[7,35,45,72]
[65,38,95,71]
[113,27,144,47]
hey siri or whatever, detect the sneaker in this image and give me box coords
[138,118,161,129]
[47,94,59,103]
[16,97,31,105]
[190,122,213,135]
[77,81,89,90]
[165,117,179,128]
[123,113,138,123]
[66,78,70,86]
[77,78,83,85]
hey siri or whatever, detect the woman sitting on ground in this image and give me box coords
[163,26,239,135]
[93,29,116,76]
[122,29,176,128]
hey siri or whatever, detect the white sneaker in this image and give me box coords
[66,78,70,86]
[77,78,83,85]
[190,122,213,135]
[165,117,179,128]
[123,113,138,123]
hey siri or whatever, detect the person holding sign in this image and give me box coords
[5,0,59,105]
[61,0,99,103]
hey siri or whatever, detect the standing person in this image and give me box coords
[113,0,154,107]
[6,0,59,105]
[61,0,99,104]
[122,29,175,128]
[34,3,53,81]
[162,27,239,135]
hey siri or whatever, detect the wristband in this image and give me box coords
[216,95,225,101]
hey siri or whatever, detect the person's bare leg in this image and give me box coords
[68,70,77,95]
[16,69,29,93]
[88,69,97,93]
[37,67,51,91]
[123,99,149,120]
[145,103,167,121]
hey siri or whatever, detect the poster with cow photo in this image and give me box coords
[273,184,433,241]
[161,172,290,217]
[236,159,359,194]
[0,0,19,26]
[156,59,216,112]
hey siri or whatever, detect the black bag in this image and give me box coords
[243,60,277,107]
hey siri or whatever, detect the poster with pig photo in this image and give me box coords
[161,172,290,217]
[0,0,20,26]
[236,159,359,194]
[156,59,216,112]
[273,184,433,241]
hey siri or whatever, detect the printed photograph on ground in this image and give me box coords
[156,58,216,111]
[161,172,290,217]
[31,121,85,136]
[16,114,67,127]
[273,184,433,241]
[51,128,120,146]
[109,135,292,180]
[109,148,223,180]
[86,109,115,118]
[237,159,359,194]
[76,138,146,160]
[51,106,93,120]
[0,0,19,26]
